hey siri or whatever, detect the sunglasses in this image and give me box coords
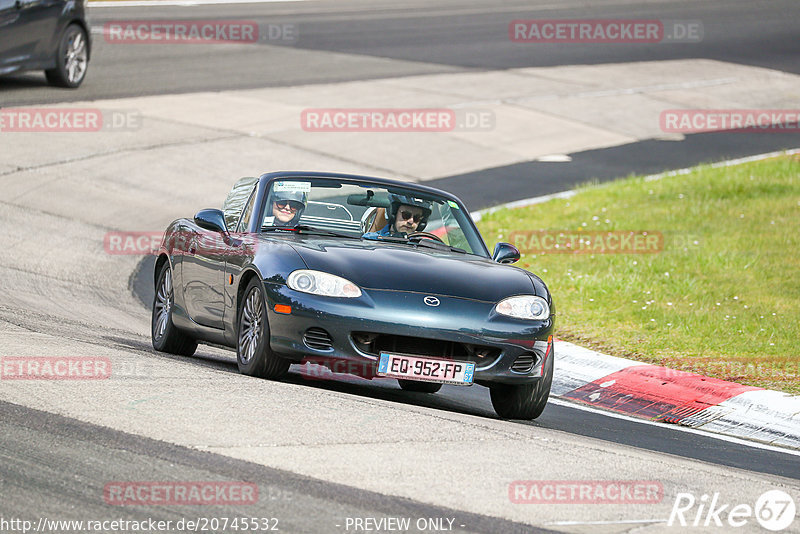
[275,200,301,212]
[399,210,423,223]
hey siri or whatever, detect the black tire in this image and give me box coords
[237,278,289,379]
[490,349,554,420]
[45,24,89,88]
[152,261,197,356]
[398,379,443,394]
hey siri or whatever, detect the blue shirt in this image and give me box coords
[362,224,392,240]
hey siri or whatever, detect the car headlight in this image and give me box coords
[495,295,550,320]
[287,270,362,298]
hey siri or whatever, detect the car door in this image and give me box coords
[181,224,230,330]
[22,0,62,63]
[181,185,259,330]
[222,187,259,330]
[0,0,24,70]
[0,0,60,69]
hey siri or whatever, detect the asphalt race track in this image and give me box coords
[1,0,799,532]
[3,0,799,196]
[4,0,800,103]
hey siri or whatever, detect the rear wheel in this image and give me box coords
[237,278,290,379]
[45,24,89,88]
[398,379,442,394]
[152,262,197,356]
[489,350,553,420]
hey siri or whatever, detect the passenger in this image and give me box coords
[267,190,306,227]
[363,194,432,239]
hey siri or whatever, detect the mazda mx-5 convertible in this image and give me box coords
[151,172,555,419]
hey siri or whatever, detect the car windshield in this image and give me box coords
[261,177,489,257]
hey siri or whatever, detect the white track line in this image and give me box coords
[548,398,800,457]
[472,147,800,221]
[546,519,667,526]
[89,0,306,7]
[469,150,800,453]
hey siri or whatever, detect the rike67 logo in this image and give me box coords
[668,490,796,531]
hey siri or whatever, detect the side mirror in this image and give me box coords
[194,209,228,234]
[493,242,520,264]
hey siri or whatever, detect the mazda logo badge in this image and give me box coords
[424,296,440,307]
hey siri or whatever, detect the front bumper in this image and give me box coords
[264,283,554,385]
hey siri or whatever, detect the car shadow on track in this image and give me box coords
[127,256,538,422]
[84,331,800,481]
[0,74,50,90]
[111,327,503,421]
[283,368,500,420]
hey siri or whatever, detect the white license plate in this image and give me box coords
[376,353,475,385]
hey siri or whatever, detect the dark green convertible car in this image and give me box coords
[151,172,555,419]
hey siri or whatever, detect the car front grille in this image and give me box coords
[350,332,499,364]
[303,328,333,351]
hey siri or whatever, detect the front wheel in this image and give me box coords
[489,350,553,420]
[398,379,442,393]
[45,24,89,88]
[152,262,197,356]
[237,278,289,379]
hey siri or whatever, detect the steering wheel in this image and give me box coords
[407,231,445,244]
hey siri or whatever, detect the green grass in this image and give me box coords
[477,154,800,394]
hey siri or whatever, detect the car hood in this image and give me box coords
[284,238,537,302]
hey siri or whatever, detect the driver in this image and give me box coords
[267,190,307,227]
[363,194,432,239]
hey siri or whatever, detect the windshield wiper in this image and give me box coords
[374,235,408,243]
[262,225,358,239]
[411,238,467,254]
[296,225,360,239]
[375,234,466,254]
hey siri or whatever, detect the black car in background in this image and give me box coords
[0,0,90,87]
